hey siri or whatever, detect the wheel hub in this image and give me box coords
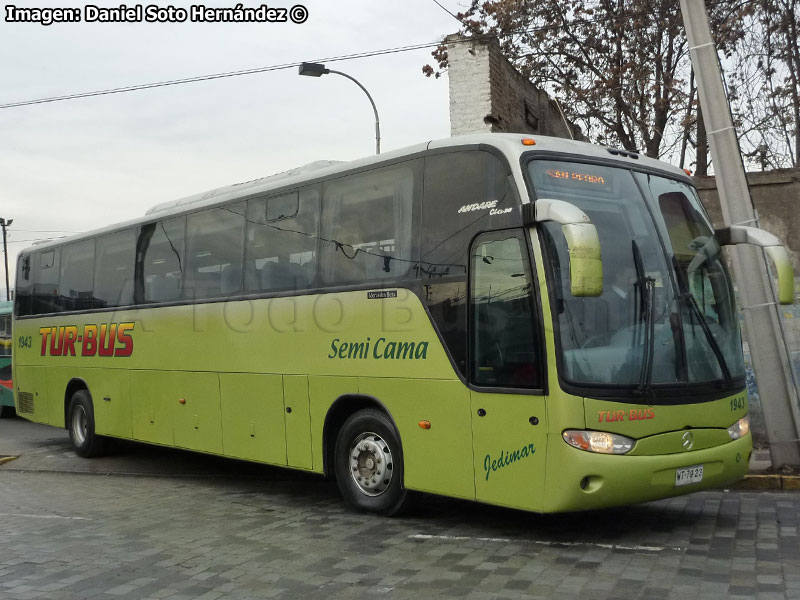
[72,405,87,446]
[349,432,393,496]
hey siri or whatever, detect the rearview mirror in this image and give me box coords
[525,199,603,297]
[716,225,795,305]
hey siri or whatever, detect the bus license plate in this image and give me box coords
[675,465,703,487]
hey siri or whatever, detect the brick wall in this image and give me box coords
[447,35,581,140]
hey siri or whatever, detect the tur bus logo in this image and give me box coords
[39,323,134,358]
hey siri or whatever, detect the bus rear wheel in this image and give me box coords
[68,390,107,458]
[334,408,407,516]
[0,405,16,418]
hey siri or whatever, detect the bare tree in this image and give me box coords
[426,0,746,163]
[729,0,799,168]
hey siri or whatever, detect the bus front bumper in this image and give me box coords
[542,433,752,512]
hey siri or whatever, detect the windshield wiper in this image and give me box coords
[670,256,731,382]
[632,240,656,396]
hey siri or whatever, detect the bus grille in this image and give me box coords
[17,392,34,414]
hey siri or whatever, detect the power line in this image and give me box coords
[0,42,442,110]
[0,0,752,111]
[429,0,461,22]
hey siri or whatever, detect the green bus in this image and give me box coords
[12,134,794,514]
[0,301,13,417]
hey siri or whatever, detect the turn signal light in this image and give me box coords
[418,420,431,430]
[562,430,634,454]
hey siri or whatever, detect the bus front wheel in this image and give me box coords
[68,390,107,458]
[334,408,408,516]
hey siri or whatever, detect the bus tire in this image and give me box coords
[67,390,107,458]
[0,405,16,418]
[334,408,408,516]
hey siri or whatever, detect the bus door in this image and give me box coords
[468,230,547,511]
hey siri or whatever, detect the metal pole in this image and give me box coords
[0,218,10,301]
[680,0,800,465]
[326,69,381,155]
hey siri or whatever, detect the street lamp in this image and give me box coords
[0,218,13,301]
[298,62,381,155]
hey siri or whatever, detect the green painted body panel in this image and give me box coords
[88,369,133,438]
[15,365,47,423]
[584,394,748,438]
[283,375,312,469]
[471,391,547,511]
[220,373,286,465]
[131,371,175,446]
[629,428,732,456]
[170,372,222,454]
[308,375,357,472]
[45,367,69,427]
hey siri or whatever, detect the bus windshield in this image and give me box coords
[529,159,745,394]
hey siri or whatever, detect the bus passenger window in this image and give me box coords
[470,232,541,388]
[94,229,136,308]
[14,254,33,317]
[33,249,60,314]
[59,241,94,312]
[185,204,245,300]
[139,217,185,304]
[320,161,420,285]
[245,186,319,292]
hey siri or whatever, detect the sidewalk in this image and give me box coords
[737,447,800,490]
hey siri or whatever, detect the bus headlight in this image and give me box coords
[562,430,634,454]
[727,415,750,440]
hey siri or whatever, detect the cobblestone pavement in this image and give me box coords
[1,418,799,600]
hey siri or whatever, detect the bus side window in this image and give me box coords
[245,186,319,292]
[138,217,186,304]
[185,204,245,300]
[60,241,95,312]
[33,249,60,315]
[320,161,420,285]
[420,150,520,378]
[14,254,33,317]
[94,229,136,309]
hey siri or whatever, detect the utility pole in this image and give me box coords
[0,218,12,301]
[680,0,800,465]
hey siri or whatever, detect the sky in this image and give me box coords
[0,0,462,297]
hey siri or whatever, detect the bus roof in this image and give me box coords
[20,133,688,254]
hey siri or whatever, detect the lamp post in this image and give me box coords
[0,218,12,301]
[298,62,381,155]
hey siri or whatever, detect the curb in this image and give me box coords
[734,474,800,491]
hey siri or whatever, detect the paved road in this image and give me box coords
[1,417,799,600]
